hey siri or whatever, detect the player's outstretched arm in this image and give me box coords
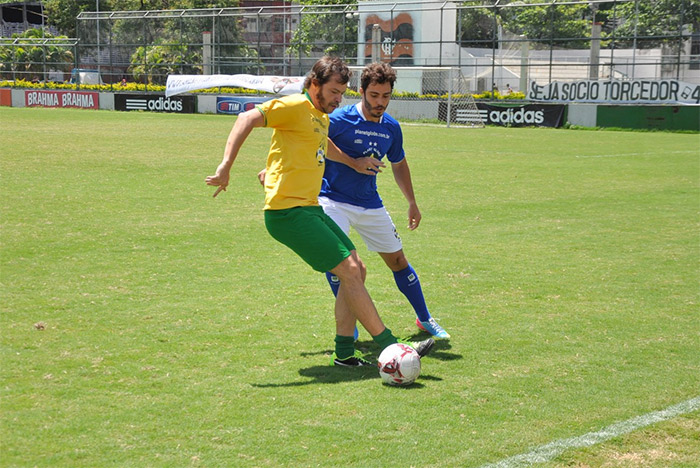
[206,109,265,197]
[391,159,422,230]
[326,137,385,175]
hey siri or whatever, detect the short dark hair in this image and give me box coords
[360,62,397,92]
[304,56,351,89]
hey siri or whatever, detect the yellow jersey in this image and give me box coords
[256,93,329,210]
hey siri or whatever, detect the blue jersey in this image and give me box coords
[321,103,405,209]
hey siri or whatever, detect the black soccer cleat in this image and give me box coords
[399,338,435,358]
[330,350,374,367]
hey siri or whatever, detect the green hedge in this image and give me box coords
[0,79,527,100]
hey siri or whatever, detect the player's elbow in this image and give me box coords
[237,108,265,129]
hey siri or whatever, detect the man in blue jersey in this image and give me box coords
[258,63,449,339]
[321,62,450,339]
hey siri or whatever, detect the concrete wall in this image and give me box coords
[568,104,598,127]
[2,88,698,131]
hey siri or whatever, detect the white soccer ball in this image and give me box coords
[377,342,421,386]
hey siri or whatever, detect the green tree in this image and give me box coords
[129,40,200,84]
[43,0,97,37]
[499,2,591,49]
[0,28,74,80]
[288,0,359,58]
[457,4,497,46]
[44,0,241,37]
[612,0,700,49]
[457,0,699,51]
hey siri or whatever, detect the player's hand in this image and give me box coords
[205,163,231,197]
[352,156,385,175]
[257,168,266,187]
[407,203,422,230]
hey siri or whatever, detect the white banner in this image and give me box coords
[165,74,305,98]
[528,79,700,105]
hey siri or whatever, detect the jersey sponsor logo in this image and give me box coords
[354,128,390,139]
[362,141,383,159]
[312,115,327,129]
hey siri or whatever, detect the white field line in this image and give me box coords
[478,396,700,468]
[575,150,697,158]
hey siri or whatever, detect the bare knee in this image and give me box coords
[380,250,409,271]
[332,253,366,283]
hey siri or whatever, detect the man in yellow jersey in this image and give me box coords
[205,57,433,367]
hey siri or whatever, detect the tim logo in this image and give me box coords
[217,98,262,115]
[218,101,241,114]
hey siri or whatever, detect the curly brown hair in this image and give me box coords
[360,62,397,92]
[303,56,351,90]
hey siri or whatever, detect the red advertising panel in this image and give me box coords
[0,88,11,106]
[25,90,99,109]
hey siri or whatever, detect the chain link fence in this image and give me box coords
[1,0,698,94]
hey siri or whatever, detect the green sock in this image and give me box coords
[334,335,355,360]
[372,328,398,350]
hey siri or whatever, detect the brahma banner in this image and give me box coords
[25,90,98,109]
[529,79,700,105]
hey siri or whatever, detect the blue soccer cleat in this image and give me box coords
[416,317,450,339]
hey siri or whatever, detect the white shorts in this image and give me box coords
[318,196,402,253]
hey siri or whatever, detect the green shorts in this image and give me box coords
[264,205,356,272]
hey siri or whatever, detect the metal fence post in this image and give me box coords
[447,66,453,127]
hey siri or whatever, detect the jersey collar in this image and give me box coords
[356,102,383,124]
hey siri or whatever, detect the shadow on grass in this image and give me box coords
[299,336,462,363]
[251,338,455,388]
[251,365,442,388]
[251,365,377,388]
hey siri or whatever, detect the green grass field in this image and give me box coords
[1,106,698,468]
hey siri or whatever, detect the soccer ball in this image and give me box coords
[377,343,421,386]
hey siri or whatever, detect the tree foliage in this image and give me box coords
[128,40,199,84]
[0,29,74,80]
[43,0,241,37]
[459,1,591,49]
[43,0,96,38]
[288,0,358,58]
[457,0,699,50]
[612,0,700,49]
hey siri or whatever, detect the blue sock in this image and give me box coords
[325,271,340,297]
[393,264,431,322]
